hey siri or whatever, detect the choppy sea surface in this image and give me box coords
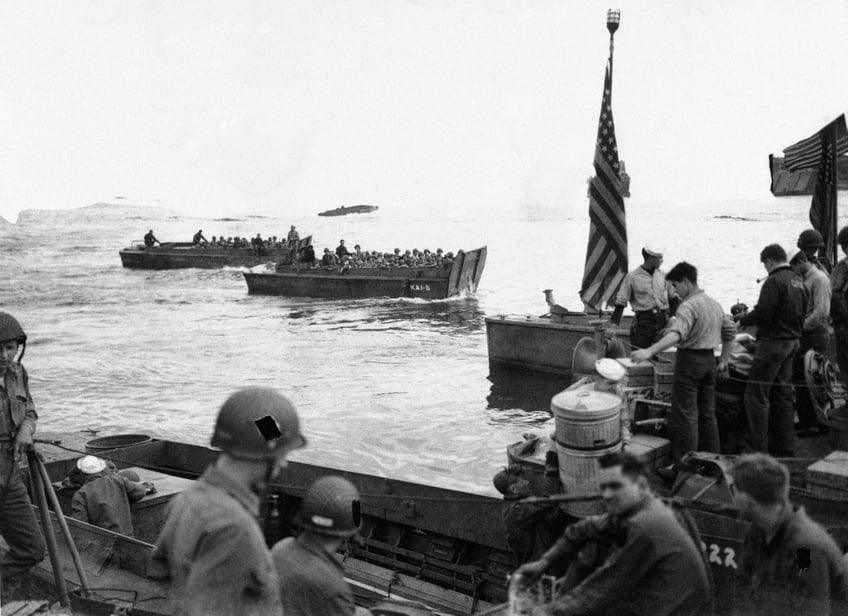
[0,196,836,495]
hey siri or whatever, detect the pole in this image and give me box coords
[27,451,70,607]
[33,451,92,596]
[606,9,621,84]
[830,120,839,268]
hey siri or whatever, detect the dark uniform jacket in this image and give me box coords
[71,471,147,535]
[0,363,37,441]
[541,495,711,616]
[150,465,282,616]
[271,532,357,616]
[736,506,848,616]
[738,264,806,339]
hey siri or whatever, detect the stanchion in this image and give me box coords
[26,450,70,607]
[32,450,91,596]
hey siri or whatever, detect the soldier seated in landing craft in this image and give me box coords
[513,451,711,616]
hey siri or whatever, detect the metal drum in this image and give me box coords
[556,440,621,517]
[551,387,623,517]
[551,388,621,450]
[85,434,152,453]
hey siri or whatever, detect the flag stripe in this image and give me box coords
[784,114,848,171]
[808,117,842,267]
[580,61,627,312]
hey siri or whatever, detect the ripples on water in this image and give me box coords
[0,197,834,494]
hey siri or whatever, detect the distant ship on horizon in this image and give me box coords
[318,204,379,217]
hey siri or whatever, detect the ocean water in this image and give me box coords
[0,196,838,495]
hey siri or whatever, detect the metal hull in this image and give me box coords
[485,314,631,376]
[244,246,487,299]
[119,244,294,270]
[26,433,509,615]
[19,431,848,615]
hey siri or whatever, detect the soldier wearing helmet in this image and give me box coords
[271,476,371,616]
[831,226,848,394]
[0,311,46,600]
[787,248,832,436]
[151,387,306,616]
[796,228,831,273]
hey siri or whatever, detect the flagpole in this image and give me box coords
[607,9,620,77]
[830,120,839,268]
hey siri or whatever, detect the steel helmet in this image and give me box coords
[838,226,848,247]
[298,476,361,537]
[797,229,825,249]
[0,312,26,345]
[211,387,306,460]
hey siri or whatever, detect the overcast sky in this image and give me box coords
[1,0,847,222]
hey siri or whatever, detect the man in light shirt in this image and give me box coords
[631,261,735,464]
[611,244,677,349]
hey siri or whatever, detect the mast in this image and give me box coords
[579,9,628,313]
[607,9,619,78]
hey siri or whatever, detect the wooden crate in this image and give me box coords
[806,451,848,492]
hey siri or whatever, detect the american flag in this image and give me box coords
[810,117,845,267]
[580,61,627,312]
[780,115,847,267]
[783,114,848,172]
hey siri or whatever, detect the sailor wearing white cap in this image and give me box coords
[610,243,678,349]
[71,455,153,535]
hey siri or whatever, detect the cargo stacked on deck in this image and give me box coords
[806,451,848,499]
[653,355,676,404]
[616,358,656,421]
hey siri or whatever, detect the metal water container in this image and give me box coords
[551,388,621,450]
[551,388,623,517]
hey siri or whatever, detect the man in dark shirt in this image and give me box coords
[513,451,711,616]
[192,229,208,245]
[271,476,370,616]
[335,239,351,259]
[298,244,316,268]
[144,229,160,247]
[731,453,848,616]
[736,244,806,457]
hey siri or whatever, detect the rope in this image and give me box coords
[605,335,840,390]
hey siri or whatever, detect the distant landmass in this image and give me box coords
[770,156,848,196]
[15,202,173,224]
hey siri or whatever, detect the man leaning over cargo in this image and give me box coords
[630,261,735,465]
[513,451,711,616]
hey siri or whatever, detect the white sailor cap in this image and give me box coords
[643,243,664,258]
[595,358,626,382]
[77,455,107,474]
